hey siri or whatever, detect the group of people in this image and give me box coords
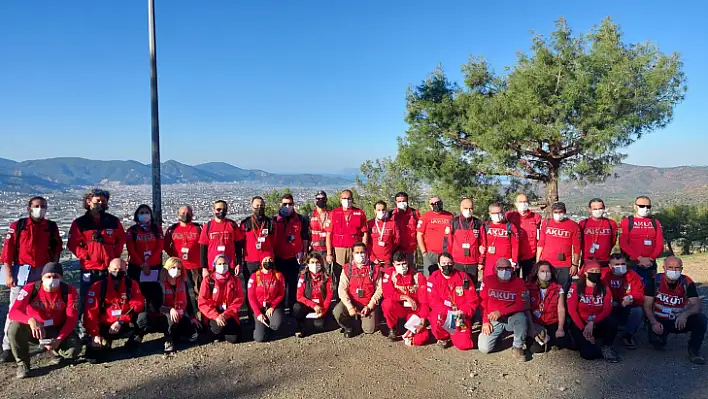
[1,189,705,380]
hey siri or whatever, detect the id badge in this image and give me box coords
[143,251,152,260]
[287,234,295,243]
[644,239,653,246]
[589,247,596,254]
[262,229,269,235]
[487,246,496,255]
[455,286,463,296]
[181,247,189,260]
[217,245,226,252]
[319,232,327,237]
[111,309,122,317]
[262,301,267,308]
[313,298,320,304]
[181,247,189,254]
[356,288,364,298]
[444,300,452,307]
[44,319,54,327]
[557,252,566,261]
[592,243,600,250]
[378,241,386,247]
[82,272,92,283]
[461,243,471,249]
[258,237,266,243]
[256,243,262,250]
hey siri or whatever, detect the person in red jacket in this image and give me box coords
[2,196,62,362]
[198,254,244,343]
[325,190,368,283]
[367,200,400,267]
[567,261,619,362]
[427,252,479,350]
[579,198,618,267]
[391,192,421,267]
[84,258,148,364]
[448,198,485,285]
[525,261,567,353]
[273,193,309,311]
[164,205,204,295]
[507,194,542,278]
[67,189,127,339]
[417,195,455,277]
[294,252,334,338]
[382,252,430,346]
[482,203,519,280]
[478,258,528,360]
[248,256,286,342]
[199,200,245,275]
[605,253,644,350]
[537,202,581,290]
[240,196,276,321]
[304,190,330,257]
[126,204,165,313]
[619,196,664,284]
[7,262,80,379]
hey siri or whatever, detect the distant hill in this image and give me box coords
[0,157,353,191]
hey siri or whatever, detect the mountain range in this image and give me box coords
[0,157,354,191]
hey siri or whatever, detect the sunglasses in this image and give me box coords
[430,201,441,206]
[636,205,652,209]
[90,189,109,198]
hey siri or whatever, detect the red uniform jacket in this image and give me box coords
[417,210,454,255]
[448,216,485,265]
[506,211,542,261]
[273,214,307,259]
[9,282,79,341]
[343,262,381,308]
[125,224,164,266]
[84,278,145,337]
[1,218,63,268]
[482,222,519,276]
[306,209,329,252]
[247,270,285,317]
[479,276,528,323]
[579,218,618,262]
[567,282,612,329]
[538,219,581,268]
[199,219,245,268]
[619,216,664,260]
[647,274,698,321]
[426,269,479,317]
[198,273,244,321]
[240,216,276,264]
[382,270,429,319]
[326,207,367,248]
[296,271,334,313]
[367,218,400,264]
[164,223,201,270]
[606,270,644,307]
[391,208,420,253]
[68,212,126,271]
[527,281,563,326]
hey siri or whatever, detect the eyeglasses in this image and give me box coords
[636,205,652,209]
[315,197,326,201]
[215,208,225,212]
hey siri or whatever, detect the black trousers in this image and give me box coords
[128,264,163,312]
[518,258,535,279]
[148,314,196,340]
[187,269,204,296]
[293,302,331,334]
[242,261,262,319]
[454,263,478,286]
[555,267,572,291]
[648,313,708,352]
[528,323,568,353]
[276,257,302,309]
[209,318,241,343]
[569,316,617,360]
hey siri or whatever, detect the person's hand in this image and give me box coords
[583,321,595,343]
[28,318,45,340]
[202,268,210,279]
[482,322,493,336]
[479,246,486,255]
[675,313,688,330]
[266,307,275,318]
[4,271,15,288]
[170,308,181,323]
[511,261,517,270]
[93,336,104,348]
[478,263,484,271]
[637,257,652,267]
[44,339,60,352]
[191,317,203,330]
[216,314,227,327]
[256,314,269,326]
[360,306,372,317]
[569,265,579,277]
[141,263,151,276]
[233,264,241,276]
[652,320,664,335]
[314,305,323,315]
[109,321,122,334]
[621,296,633,307]
[487,310,501,322]
[415,321,426,333]
[296,252,304,264]
[348,307,357,317]
[555,328,566,338]
[326,254,334,264]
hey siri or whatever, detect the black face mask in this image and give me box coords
[253,208,264,217]
[316,199,327,209]
[180,214,192,223]
[110,271,125,280]
[91,204,105,214]
[432,202,443,212]
[262,261,274,270]
[440,264,454,276]
[587,272,602,284]
[215,210,227,219]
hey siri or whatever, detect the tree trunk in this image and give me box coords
[667,240,675,256]
[544,164,560,217]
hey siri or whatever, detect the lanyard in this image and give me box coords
[374,219,386,241]
[251,216,266,240]
[591,219,610,244]
[316,209,328,230]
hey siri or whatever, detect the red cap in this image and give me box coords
[580,260,602,275]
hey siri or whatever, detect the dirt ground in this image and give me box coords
[1,255,707,399]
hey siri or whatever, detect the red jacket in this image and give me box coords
[579,218,618,262]
[273,213,307,259]
[1,218,63,268]
[538,219,581,268]
[526,281,563,326]
[68,212,126,271]
[619,216,664,260]
[606,270,644,307]
[367,218,400,264]
[506,211,542,261]
[482,222,519,275]
[383,270,428,319]
[84,277,145,337]
[198,219,245,268]
[448,216,486,265]
[326,207,367,248]
[9,282,79,342]
[417,210,454,254]
[296,271,334,313]
[479,276,528,323]
[247,270,285,317]
[307,209,330,252]
[125,224,164,266]
[426,269,479,317]
[240,216,276,264]
[198,273,244,321]
[391,208,420,253]
[567,282,612,329]
[164,223,201,270]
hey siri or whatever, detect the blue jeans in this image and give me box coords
[613,305,644,336]
[478,312,528,353]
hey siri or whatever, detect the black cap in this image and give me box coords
[42,262,63,276]
[315,190,327,198]
[551,202,566,212]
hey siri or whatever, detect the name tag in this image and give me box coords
[143,251,152,259]
[217,245,226,251]
[258,237,266,243]
[487,246,496,254]
[262,301,267,308]
[455,286,463,296]
[181,247,189,254]
[378,241,386,247]
[461,243,471,249]
[44,319,54,327]
[111,309,122,317]
[320,232,327,237]
[591,243,600,250]
[403,301,412,308]
[313,298,320,304]
[444,300,452,307]
[644,240,653,246]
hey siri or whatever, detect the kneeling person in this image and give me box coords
[606,253,644,349]
[294,253,334,338]
[198,255,244,343]
[382,252,430,346]
[8,262,81,379]
[248,257,286,342]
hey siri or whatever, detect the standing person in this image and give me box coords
[199,200,244,276]
[240,196,276,320]
[126,204,165,316]
[1,196,62,362]
[506,194,542,278]
[567,261,619,362]
[304,191,330,257]
[391,192,421,267]
[381,252,430,346]
[367,200,400,268]
[333,243,383,337]
[579,198,618,267]
[417,195,454,276]
[606,253,644,350]
[325,190,368,285]
[482,203,519,280]
[536,202,581,290]
[67,189,126,339]
[164,206,203,295]
[644,256,706,364]
[247,257,286,342]
[447,198,485,285]
[294,252,334,338]
[619,196,664,284]
[7,262,80,379]
[526,261,567,354]
[198,255,244,344]
[272,193,309,312]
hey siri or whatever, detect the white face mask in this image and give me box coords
[490,213,503,223]
[353,253,367,265]
[394,264,408,275]
[109,270,120,277]
[308,263,322,274]
[552,213,566,222]
[516,203,529,212]
[31,208,47,220]
[666,270,682,280]
[461,209,472,219]
[497,270,512,281]
[341,199,352,209]
[612,264,627,276]
[215,264,229,275]
[396,201,408,211]
[538,271,551,282]
[637,207,651,217]
[168,268,181,278]
[591,209,605,219]
[376,210,386,220]
[44,278,60,290]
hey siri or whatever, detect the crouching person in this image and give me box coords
[84,258,148,364]
[606,253,644,349]
[333,243,383,337]
[478,258,529,360]
[248,257,286,342]
[294,253,334,338]
[8,262,81,379]
[428,253,479,350]
[382,252,430,346]
[198,255,244,343]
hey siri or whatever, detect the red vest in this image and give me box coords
[344,262,380,306]
[527,281,561,326]
[653,274,692,320]
[160,280,188,313]
[309,209,329,251]
[273,214,304,259]
[450,216,483,264]
[329,208,366,248]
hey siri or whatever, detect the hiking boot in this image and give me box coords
[343,328,355,338]
[164,339,175,354]
[512,346,526,361]
[1,349,15,363]
[689,348,706,365]
[124,335,142,352]
[437,339,451,349]
[188,331,199,343]
[601,346,620,363]
[622,335,637,350]
[388,328,400,342]
[295,331,305,339]
[16,362,29,379]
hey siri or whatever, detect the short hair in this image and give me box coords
[430,195,442,201]
[133,204,153,223]
[635,196,651,203]
[281,193,294,201]
[391,252,407,263]
[609,253,626,262]
[82,189,109,210]
[588,198,605,208]
[352,242,367,251]
[438,252,454,263]
[488,202,503,211]
[251,196,264,203]
[28,196,47,207]
[214,200,228,208]
[178,205,193,214]
[663,256,683,267]
[340,189,353,197]
[374,200,387,208]
[394,192,408,199]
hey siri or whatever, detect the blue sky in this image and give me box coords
[1,0,706,174]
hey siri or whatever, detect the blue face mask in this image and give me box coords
[280,205,293,216]
[138,214,151,224]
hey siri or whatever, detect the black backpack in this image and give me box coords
[626,215,658,233]
[29,280,69,303]
[14,218,60,264]
[99,277,133,310]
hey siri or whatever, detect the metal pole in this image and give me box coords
[148,0,162,224]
